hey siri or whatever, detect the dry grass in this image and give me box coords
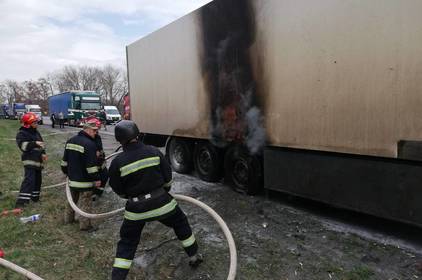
[0,120,115,280]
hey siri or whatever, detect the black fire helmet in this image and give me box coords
[115,120,140,145]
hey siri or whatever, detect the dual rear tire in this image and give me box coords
[167,137,262,194]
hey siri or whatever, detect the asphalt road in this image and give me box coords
[38,119,422,279]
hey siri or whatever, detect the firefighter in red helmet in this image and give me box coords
[15,112,47,208]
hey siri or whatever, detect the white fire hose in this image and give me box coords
[0,258,43,280]
[2,152,238,280]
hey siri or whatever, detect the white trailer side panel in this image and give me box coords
[127,0,422,158]
[255,0,422,157]
[127,13,209,139]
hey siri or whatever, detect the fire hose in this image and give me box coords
[1,152,238,280]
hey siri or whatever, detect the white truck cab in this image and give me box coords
[103,105,122,124]
[25,104,43,124]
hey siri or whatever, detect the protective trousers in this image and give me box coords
[16,167,41,207]
[111,206,198,280]
[64,189,93,230]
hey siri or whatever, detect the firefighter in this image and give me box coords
[15,112,47,208]
[109,120,202,280]
[61,118,102,231]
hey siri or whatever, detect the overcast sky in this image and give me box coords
[0,0,212,82]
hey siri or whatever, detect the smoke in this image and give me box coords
[245,106,266,154]
[200,0,266,154]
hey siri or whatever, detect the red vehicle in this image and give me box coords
[123,94,130,120]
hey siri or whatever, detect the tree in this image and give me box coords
[0,83,8,104]
[101,64,123,105]
[79,66,102,91]
[3,80,24,103]
[0,64,128,110]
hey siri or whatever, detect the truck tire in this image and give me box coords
[167,138,193,174]
[224,145,263,195]
[193,141,223,182]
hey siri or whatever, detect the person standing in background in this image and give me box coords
[58,111,65,128]
[15,112,47,208]
[50,113,56,128]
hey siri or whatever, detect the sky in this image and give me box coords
[0,0,212,82]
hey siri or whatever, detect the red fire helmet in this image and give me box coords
[85,117,101,129]
[21,112,39,128]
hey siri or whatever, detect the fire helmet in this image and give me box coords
[84,117,101,130]
[21,112,39,128]
[115,120,140,145]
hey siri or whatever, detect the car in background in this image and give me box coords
[103,105,122,124]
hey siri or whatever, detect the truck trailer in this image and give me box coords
[48,91,102,126]
[6,103,26,120]
[126,0,422,227]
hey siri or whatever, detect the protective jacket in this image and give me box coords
[109,141,173,219]
[61,131,100,191]
[109,141,199,280]
[16,127,45,170]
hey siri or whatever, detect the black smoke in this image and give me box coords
[199,0,266,154]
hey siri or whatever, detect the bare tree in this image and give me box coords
[23,80,42,104]
[0,83,8,104]
[0,64,128,110]
[116,70,128,108]
[54,65,80,91]
[36,78,54,112]
[4,80,25,103]
[52,65,104,92]
[80,66,102,91]
[101,64,122,105]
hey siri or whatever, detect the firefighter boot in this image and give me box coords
[189,253,203,268]
[111,268,129,280]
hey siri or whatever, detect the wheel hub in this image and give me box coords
[233,159,249,187]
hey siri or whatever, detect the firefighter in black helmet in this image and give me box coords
[109,120,202,280]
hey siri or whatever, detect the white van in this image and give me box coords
[25,104,43,124]
[103,105,122,124]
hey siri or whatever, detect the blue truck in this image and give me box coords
[48,91,103,126]
[0,104,9,119]
[4,103,26,120]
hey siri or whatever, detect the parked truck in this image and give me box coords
[48,91,103,126]
[25,104,43,124]
[6,103,26,120]
[126,0,422,227]
[0,104,8,119]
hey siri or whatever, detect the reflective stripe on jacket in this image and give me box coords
[16,127,45,170]
[109,141,174,219]
[61,130,100,191]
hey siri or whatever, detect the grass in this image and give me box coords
[0,120,115,280]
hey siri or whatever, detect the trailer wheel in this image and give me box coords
[224,146,262,195]
[168,138,193,174]
[193,141,223,182]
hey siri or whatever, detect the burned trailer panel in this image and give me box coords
[199,0,266,153]
[126,0,422,227]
